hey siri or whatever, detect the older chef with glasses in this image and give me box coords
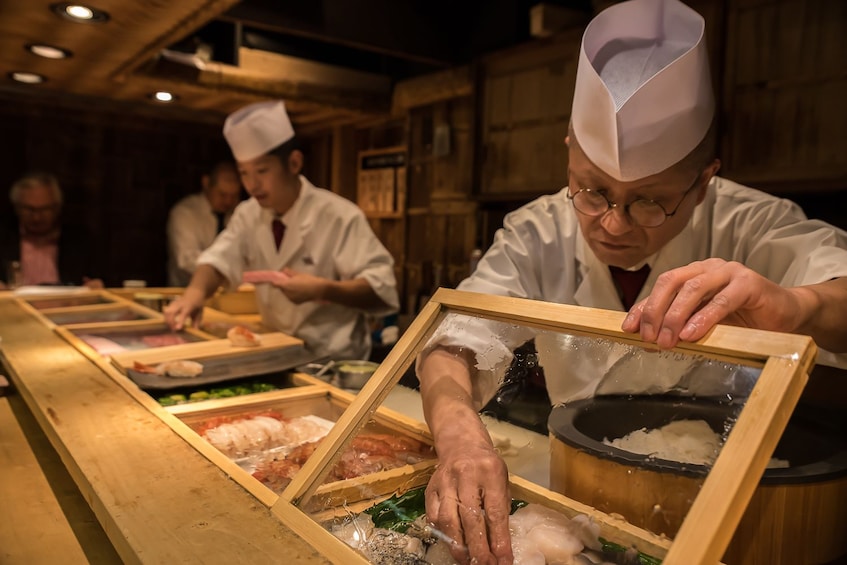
[415,0,847,562]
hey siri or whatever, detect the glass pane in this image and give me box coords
[71,326,205,355]
[44,306,150,325]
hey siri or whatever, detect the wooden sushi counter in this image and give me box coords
[3,286,841,565]
[0,293,329,564]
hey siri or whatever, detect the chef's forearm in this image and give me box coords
[419,347,493,455]
[185,264,226,302]
[793,277,847,352]
[320,277,390,310]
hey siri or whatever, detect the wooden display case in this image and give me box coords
[268,288,816,564]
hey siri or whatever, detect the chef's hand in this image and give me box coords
[271,268,328,304]
[622,258,805,349]
[425,439,513,565]
[163,288,205,331]
[419,347,513,565]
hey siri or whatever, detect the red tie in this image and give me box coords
[272,218,285,250]
[609,265,651,310]
[215,212,226,234]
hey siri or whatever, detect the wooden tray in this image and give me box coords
[121,344,320,390]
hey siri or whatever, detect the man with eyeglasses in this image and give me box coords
[1,172,103,289]
[416,0,847,563]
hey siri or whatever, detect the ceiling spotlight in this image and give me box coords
[26,44,73,60]
[50,3,110,23]
[152,91,177,103]
[9,71,47,84]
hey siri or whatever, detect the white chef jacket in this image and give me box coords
[197,176,399,361]
[427,177,847,404]
[167,193,228,287]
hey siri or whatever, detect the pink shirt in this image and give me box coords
[20,236,60,285]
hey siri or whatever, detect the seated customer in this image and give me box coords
[0,172,102,289]
[166,160,243,287]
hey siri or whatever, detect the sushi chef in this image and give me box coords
[166,160,243,287]
[164,100,399,361]
[416,0,847,562]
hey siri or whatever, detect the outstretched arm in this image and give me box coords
[622,259,847,352]
[163,264,225,330]
[419,346,513,565]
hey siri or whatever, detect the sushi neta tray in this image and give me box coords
[123,345,321,390]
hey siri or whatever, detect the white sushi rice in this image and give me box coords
[604,419,722,466]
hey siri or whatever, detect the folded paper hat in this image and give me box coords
[572,0,714,181]
[223,100,295,162]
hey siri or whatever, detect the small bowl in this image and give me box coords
[335,360,379,389]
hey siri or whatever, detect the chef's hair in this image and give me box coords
[268,136,302,167]
[9,172,63,207]
[207,160,238,187]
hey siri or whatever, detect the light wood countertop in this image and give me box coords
[0,298,330,564]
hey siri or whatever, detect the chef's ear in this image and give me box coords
[564,135,571,147]
[288,149,304,174]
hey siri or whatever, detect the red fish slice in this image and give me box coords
[242,270,290,285]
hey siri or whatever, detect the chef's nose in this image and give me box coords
[242,175,259,193]
[600,206,634,235]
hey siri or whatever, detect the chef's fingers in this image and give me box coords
[427,483,469,564]
[650,261,741,349]
[635,259,724,344]
[457,481,499,565]
[482,481,514,565]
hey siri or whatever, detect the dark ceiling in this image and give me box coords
[186,0,593,77]
[0,0,593,131]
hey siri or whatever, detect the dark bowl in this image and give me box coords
[549,395,847,484]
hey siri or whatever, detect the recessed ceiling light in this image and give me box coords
[9,71,46,84]
[151,91,177,103]
[26,43,73,60]
[50,3,110,23]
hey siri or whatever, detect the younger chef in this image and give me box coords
[416,0,847,563]
[164,100,399,361]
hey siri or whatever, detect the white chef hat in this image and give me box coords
[223,100,295,162]
[571,0,714,181]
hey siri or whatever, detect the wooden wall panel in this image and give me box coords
[0,101,231,287]
[721,0,847,190]
[479,33,579,198]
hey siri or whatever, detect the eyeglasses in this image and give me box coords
[566,174,702,228]
[17,204,59,215]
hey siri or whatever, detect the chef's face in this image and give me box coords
[237,153,299,213]
[15,183,61,236]
[566,138,714,269]
[205,167,242,214]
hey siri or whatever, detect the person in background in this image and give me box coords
[416,0,847,563]
[164,100,399,361]
[0,172,103,289]
[166,160,242,286]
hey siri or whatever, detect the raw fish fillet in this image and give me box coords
[242,270,290,285]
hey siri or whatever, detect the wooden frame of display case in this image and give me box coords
[167,386,436,508]
[13,288,162,329]
[272,288,816,565]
